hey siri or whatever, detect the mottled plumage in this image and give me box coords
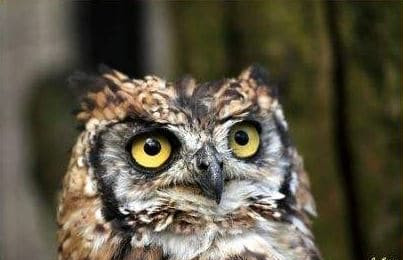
[57,65,321,260]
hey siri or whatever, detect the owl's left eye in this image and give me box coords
[130,132,172,169]
[229,121,261,158]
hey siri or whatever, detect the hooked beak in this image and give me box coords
[195,144,224,204]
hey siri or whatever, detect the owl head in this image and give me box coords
[70,65,315,237]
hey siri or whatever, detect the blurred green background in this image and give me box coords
[1,1,401,260]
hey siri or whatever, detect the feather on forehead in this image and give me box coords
[71,65,279,126]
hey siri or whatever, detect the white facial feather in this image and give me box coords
[86,108,318,259]
[152,225,218,260]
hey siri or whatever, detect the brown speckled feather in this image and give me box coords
[58,65,321,260]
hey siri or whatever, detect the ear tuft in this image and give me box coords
[68,64,129,123]
[175,75,197,98]
[98,64,129,81]
[239,64,278,98]
[68,71,106,95]
[98,63,114,75]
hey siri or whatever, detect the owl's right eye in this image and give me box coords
[130,132,172,169]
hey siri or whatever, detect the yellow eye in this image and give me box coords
[130,133,172,169]
[229,122,260,158]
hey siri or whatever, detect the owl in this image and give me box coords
[57,65,321,260]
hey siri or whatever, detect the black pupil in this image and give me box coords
[234,130,249,145]
[144,138,161,156]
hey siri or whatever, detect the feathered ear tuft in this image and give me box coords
[238,64,278,98]
[68,71,105,95]
[68,65,129,96]
[67,65,130,124]
[97,63,114,75]
[97,64,129,82]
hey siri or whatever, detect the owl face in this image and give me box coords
[77,65,293,232]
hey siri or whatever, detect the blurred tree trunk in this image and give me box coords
[335,3,401,258]
[325,2,366,259]
[0,1,76,259]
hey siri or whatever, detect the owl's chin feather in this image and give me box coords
[120,179,285,226]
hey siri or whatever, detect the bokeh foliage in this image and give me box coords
[27,2,401,259]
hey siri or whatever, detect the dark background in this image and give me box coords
[1,2,401,260]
